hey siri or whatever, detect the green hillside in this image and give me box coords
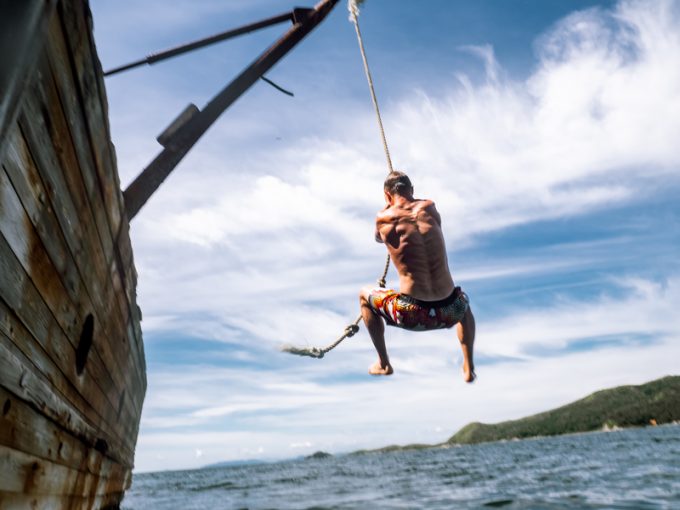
[448,375,680,445]
[350,376,680,456]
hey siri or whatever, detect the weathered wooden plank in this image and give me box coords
[0,325,132,467]
[43,18,147,407]
[0,490,124,510]
[128,315,147,394]
[0,159,81,309]
[42,14,116,262]
[38,49,115,292]
[5,150,143,454]
[115,215,147,379]
[0,234,77,407]
[29,55,146,416]
[13,112,105,339]
[2,140,143,425]
[2,131,142,446]
[0,158,136,454]
[0,444,128,495]
[112,223,146,423]
[16,97,129,406]
[48,7,146,408]
[104,236,146,414]
[105,266,146,413]
[0,169,118,447]
[14,101,144,433]
[55,0,122,237]
[0,164,140,446]
[107,251,146,397]
[0,364,129,483]
[0,165,77,345]
[0,314,135,472]
[42,16,118,303]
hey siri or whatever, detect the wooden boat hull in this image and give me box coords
[0,1,146,508]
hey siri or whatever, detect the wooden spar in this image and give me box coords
[122,0,340,220]
[103,11,296,77]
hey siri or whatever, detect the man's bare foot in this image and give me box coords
[368,360,393,376]
[461,339,476,383]
[462,363,476,383]
[457,308,476,383]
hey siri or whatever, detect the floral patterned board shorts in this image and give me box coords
[368,286,469,331]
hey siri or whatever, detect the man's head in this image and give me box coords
[384,171,413,199]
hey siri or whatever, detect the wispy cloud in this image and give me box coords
[481,276,680,358]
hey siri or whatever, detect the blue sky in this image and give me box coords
[91,0,680,472]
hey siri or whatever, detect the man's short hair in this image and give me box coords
[384,171,413,196]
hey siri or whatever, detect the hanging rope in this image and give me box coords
[348,0,394,173]
[281,0,393,358]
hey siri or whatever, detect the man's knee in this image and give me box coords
[359,286,373,304]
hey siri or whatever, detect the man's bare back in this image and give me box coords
[376,198,454,301]
[360,171,476,382]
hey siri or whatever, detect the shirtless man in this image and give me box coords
[359,171,476,382]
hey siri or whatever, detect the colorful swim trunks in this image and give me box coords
[368,286,469,331]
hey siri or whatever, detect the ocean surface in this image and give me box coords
[122,424,680,509]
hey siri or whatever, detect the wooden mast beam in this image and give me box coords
[122,0,339,220]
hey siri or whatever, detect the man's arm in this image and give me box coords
[374,208,389,243]
[427,201,442,226]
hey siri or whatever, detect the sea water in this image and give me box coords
[122,424,680,509]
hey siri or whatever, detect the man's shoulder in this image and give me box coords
[415,198,436,211]
[376,206,392,221]
[414,199,442,226]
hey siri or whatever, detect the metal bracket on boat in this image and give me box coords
[156,104,200,150]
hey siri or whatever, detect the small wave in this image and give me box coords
[483,499,513,508]
[302,506,345,510]
[189,480,262,492]
[273,474,320,485]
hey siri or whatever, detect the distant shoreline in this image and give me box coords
[351,375,680,455]
[154,376,680,474]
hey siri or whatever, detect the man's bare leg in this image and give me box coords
[360,287,393,375]
[457,307,476,383]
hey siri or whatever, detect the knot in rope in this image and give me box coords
[309,347,324,358]
[344,324,360,338]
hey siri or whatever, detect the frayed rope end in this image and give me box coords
[280,344,325,359]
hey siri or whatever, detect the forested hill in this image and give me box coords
[448,375,680,445]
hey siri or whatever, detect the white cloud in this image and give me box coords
[482,276,680,358]
[289,441,313,449]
